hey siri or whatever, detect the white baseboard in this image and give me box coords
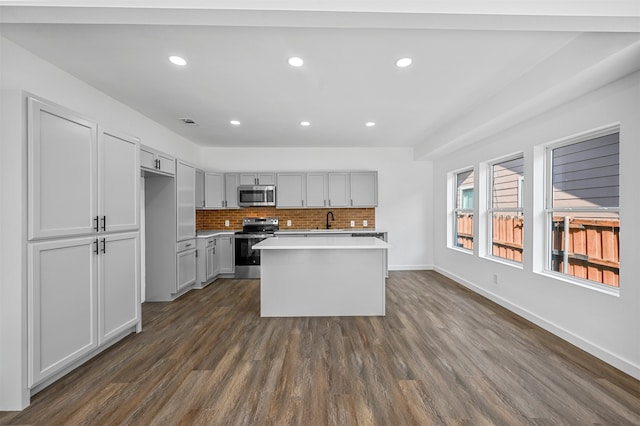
[434,266,640,381]
[389,264,434,271]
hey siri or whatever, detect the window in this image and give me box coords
[454,169,474,250]
[546,129,620,288]
[489,155,524,263]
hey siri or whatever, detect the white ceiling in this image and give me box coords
[1,1,639,158]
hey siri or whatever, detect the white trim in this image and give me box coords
[434,266,640,380]
[389,264,434,271]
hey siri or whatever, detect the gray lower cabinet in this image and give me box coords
[176,240,197,291]
[219,235,235,274]
[28,233,140,388]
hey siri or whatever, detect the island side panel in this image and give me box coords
[260,248,385,317]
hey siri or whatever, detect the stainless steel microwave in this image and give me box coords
[237,185,276,207]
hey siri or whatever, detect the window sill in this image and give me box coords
[535,270,620,297]
[482,255,523,270]
[449,246,474,255]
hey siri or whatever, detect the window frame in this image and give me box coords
[487,153,525,265]
[452,167,475,252]
[543,124,620,291]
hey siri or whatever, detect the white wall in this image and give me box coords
[431,71,640,379]
[197,147,434,270]
[0,36,201,410]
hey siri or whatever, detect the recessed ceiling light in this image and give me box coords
[365,122,376,127]
[395,57,413,68]
[169,56,187,66]
[288,57,304,67]
[230,120,241,126]
[300,121,311,126]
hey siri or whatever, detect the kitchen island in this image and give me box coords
[253,236,390,317]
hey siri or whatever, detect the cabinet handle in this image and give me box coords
[94,216,100,232]
[351,199,353,207]
[185,244,192,248]
[94,238,99,255]
[302,200,304,207]
[101,216,106,231]
[155,158,160,169]
[101,238,106,254]
[328,200,331,207]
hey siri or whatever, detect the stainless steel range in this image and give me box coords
[234,217,279,279]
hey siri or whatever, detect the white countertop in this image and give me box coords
[196,230,236,238]
[275,229,385,235]
[253,236,391,250]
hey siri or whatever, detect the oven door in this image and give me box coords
[234,234,269,278]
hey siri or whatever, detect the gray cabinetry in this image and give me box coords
[277,173,305,208]
[204,172,225,208]
[140,145,175,175]
[195,169,205,209]
[328,172,350,207]
[306,172,328,207]
[350,171,378,207]
[240,173,275,185]
[224,173,239,208]
[27,97,141,389]
[219,235,235,274]
[176,239,197,291]
[176,160,196,242]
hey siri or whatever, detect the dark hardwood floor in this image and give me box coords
[2,271,639,425]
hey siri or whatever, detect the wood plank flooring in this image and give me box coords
[2,271,639,425]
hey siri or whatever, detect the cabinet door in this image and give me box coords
[224,174,239,208]
[204,173,225,208]
[306,172,327,208]
[176,161,196,241]
[195,170,205,209]
[140,147,156,170]
[99,233,140,344]
[98,128,140,233]
[28,237,98,386]
[212,239,221,277]
[239,173,258,185]
[328,172,350,207]
[206,244,219,281]
[277,173,305,208]
[28,97,98,240]
[157,154,175,175]
[219,235,235,274]
[257,173,276,185]
[350,171,378,207]
[177,248,197,291]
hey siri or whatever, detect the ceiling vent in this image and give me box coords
[180,118,198,126]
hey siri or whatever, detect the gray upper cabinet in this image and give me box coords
[350,171,378,207]
[204,172,225,208]
[176,161,196,242]
[98,129,140,233]
[28,98,140,240]
[28,98,98,240]
[140,145,175,176]
[224,173,239,208]
[306,172,328,208]
[328,172,350,207]
[195,169,205,209]
[276,173,305,208]
[240,173,275,185]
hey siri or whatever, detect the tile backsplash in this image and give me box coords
[196,208,375,231]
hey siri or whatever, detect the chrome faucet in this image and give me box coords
[326,211,335,229]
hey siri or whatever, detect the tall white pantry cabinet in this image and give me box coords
[27,97,141,390]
